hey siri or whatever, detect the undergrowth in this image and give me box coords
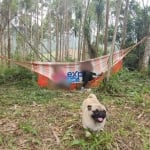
[0,67,150,150]
[96,68,150,95]
[0,66,37,87]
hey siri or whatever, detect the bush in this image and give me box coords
[0,66,37,87]
[96,71,125,94]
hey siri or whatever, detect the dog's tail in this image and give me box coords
[88,93,97,99]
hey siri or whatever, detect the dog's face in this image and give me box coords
[87,104,106,123]
[82,94,107,131]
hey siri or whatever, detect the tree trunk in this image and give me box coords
[48,9,52,61]
[121,0,129,49]
[107,0,122,81]
[140,36,150,72]
[34,1,40,60]
[60,20,63,61]
[40,4,44,55]
[0,24,3,65]
[104,0,109,55]
[82,0,90,60]
[78,18,82,61]
[96,13,100,55]
[7,5,11,67]
[30,12,33,56]
[55,15,59,61]
[64,0,69,60]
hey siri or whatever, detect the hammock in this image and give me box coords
[0,37,147,90]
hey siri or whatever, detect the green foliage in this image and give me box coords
[19,120,37,135]
[97,72,124,94]
[0,66,37,87]
[96,68,150,105]
[71,131,113,150]
[124,52,139,70]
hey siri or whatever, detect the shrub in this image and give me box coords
[0,66,37,87]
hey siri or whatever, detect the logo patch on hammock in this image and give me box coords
[67,71,82,83]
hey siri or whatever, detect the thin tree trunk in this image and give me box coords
[0,22,3,65]
[82,0,90,60]
[30,12,33,55]
[60,21,62,61]
[107,0,122,81]
[40,4,44,55]
[78,19,82,61]
[96,13,100,55]
[104,0,110,55]
[7,6,11,67]
[121,0,129,49]
[35,1,39,60]
[24,4,28,60]
[55,15,59,61]
[64,0,69,60]
[48,9,52,61]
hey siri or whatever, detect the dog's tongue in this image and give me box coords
[98,117,103,122]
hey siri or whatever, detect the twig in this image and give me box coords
[137,112,144,119]
[49,125,60,145]
[105,94,132,97]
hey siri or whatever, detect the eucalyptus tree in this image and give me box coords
[93,0,105,55]
[0,0,18,66]
[17,0,33,59]
[139,3,150,71]
[107,0,122,81]
[103,0,110,55]
[48,0,74,61]
[74,0,83,60]
[141,35,150,72]
[123,0,150,70]
[120,0,129,49]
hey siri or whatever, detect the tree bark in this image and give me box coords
[121,0,129,49]
[78,18,82,61]
[96,13,100,55]
[140,36,150,72]
[107,0,122,81]
[82,0,90,60]
[55,15,59,61]
[104,0,110,55]
[48,9,52,61]
[7,5,11,67]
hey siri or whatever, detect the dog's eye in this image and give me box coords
[87,105,92,111]
[103,110,106,113]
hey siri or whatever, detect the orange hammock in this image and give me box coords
[0,37,147,90]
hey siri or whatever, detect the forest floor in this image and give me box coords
[0,70,150,150]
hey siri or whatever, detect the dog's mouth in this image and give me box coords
[97,117,104,123]
[92,116,105,123]
[91,109,106,123]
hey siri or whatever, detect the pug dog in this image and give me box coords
[81,94,107,132]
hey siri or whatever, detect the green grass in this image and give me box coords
[19,120,38,135]
[71,131,113,150]
[0,68,150,150]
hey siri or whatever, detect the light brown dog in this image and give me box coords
[81,94,107,131]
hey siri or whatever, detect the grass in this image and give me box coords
[0,68,150,150]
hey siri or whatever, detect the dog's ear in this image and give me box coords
[87,105,92,111]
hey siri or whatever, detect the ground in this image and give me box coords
[0,71,150,150]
